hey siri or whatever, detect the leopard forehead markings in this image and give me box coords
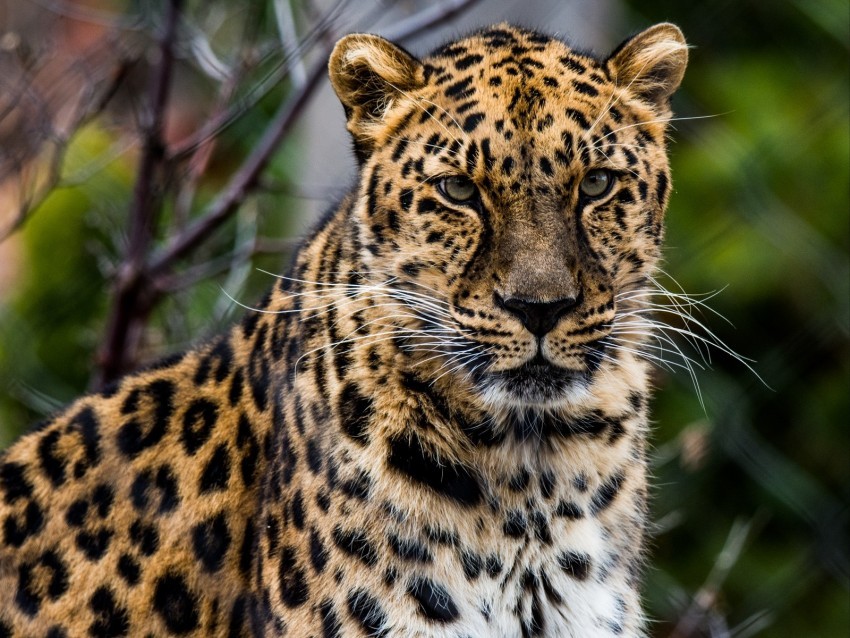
[0,22,687,638]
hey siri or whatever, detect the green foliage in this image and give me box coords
[0,126,124,445]
[624,0,849,635]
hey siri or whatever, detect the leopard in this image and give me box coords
[0,22,689,637]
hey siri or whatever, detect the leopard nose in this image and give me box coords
[494,293,579,337]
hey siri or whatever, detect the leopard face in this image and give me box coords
[330,25,684,417]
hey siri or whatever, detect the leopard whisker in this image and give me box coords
[430,348,489,387]
[594,113,724,145]
[617,309,753,367]
[615,310,714,360]
[613,315,709,362]
[601,334,705,407]
[592,145,642,179]
[607,330,707,373]
[294,327,451,377]
[382,290,455,317]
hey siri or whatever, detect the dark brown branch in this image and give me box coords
[93,0,183,387]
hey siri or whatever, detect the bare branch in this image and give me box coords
[150,0,483,277]
[382,0,483,41]
[148,60,324,278]
[0,45,133,240]
[273,0,308,87]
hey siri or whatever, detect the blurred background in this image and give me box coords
[0,1,847,635]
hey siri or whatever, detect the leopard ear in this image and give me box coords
[607,23,688,108]
[329,34,424,160]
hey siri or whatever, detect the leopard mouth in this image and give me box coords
[493,351,588,398]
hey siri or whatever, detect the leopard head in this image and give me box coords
[329,23,687,411]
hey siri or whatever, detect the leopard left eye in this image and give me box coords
[579,169,614,198]
[438,175,478,204]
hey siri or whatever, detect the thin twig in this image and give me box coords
[154,236,300,294]
[0,51,133,240]
[273,0,307,87]
[381,0,482,41]
[166,0,349,161]
[175,3,274,226]
[669,518,755,638]
[149,0,482,278]
[148,59,324,278]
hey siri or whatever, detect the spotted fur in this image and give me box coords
[0,23,688,637]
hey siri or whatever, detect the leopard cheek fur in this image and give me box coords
[1,22,686,638]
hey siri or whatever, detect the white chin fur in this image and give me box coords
[478,377,592,412]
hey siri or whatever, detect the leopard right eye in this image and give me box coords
[579,169,614,198]
[438,176,479,205]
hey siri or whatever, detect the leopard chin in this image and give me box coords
[477,354,594,412]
